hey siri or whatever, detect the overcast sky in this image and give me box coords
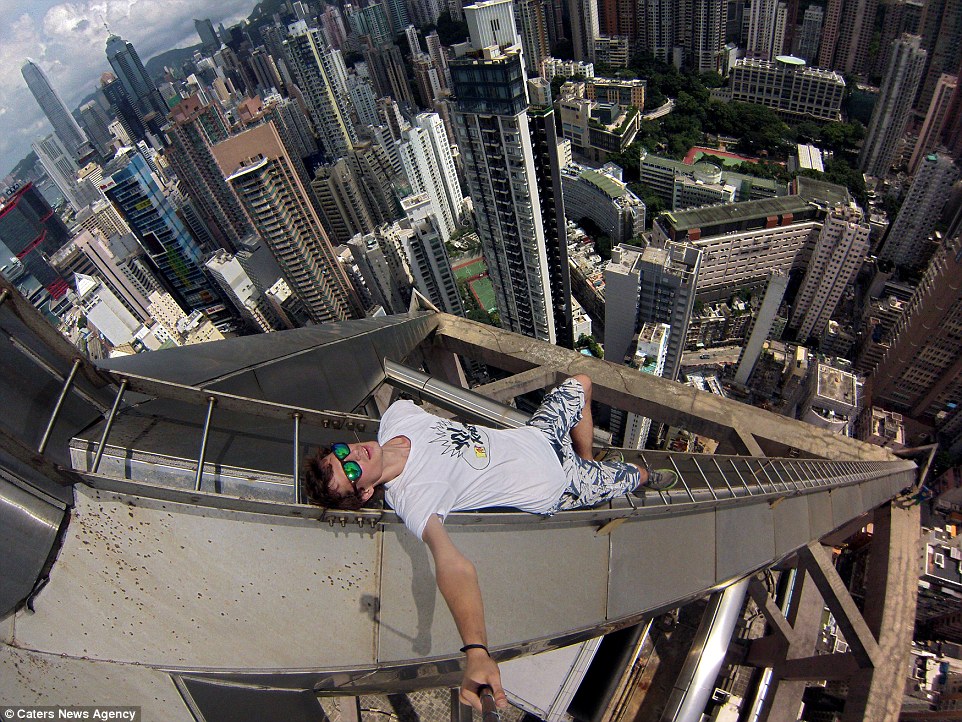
[0,0,255,178]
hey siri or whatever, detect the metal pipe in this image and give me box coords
[194,396,217,492]
[383,359,529,429]
[91,379,127,474]
[293,412,302,504]
[479,685,501,722]
[660,577,750,722]
[38,358,82,454]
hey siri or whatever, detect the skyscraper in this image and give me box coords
[214,122,362,323]
[398,113,464,240]
[684,0,729,74]
[859,34,927,177]
[31,134,100,212]
[746,0,786,60]
[879,153,960,270]
[604,242,701,381]
[818,0,877,74]
[21,59,89,162]
[789,204,870,342]
[311,157,378,245]
[871,234,962,421]
[195,18,220,54]
[283,22,356,160]
[916,0,962,113]
[78,99,115,160]
[0,183,72,300]
[908,73,958,174]
[528,78,573,349]
[105,34,169,132]
[163,95,253,253]
[795,5,823,64]
[568,0,600,62]
[451,0,555,342]
[515,0,552,75]
[644,0,678,64]
[100,149,226,319]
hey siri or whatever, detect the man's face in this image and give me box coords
[325,441,383,503]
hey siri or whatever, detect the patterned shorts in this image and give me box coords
[526,378,641,513]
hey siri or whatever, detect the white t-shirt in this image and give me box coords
[379,400,567,539]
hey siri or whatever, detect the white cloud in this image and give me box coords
[2,0,254,174]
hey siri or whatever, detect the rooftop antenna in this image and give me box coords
[102,15,111,36]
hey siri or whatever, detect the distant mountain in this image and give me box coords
[145,44,203,82]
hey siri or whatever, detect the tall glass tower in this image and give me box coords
[450,0,555,343]
[105,34,169,128]
[100,149,225,318]
[21,59,89,162]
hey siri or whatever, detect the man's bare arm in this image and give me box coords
[421,514,507,711]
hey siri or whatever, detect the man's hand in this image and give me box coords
[460,648,507,712]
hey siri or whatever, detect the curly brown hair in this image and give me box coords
[302,446,366,510]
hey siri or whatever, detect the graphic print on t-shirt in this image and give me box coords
[429,420,491,470]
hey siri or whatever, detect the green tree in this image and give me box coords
[435,11,468,45]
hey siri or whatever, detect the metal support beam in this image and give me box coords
[779,653,860,681]
[473,366,559,404]
[840,502,920,722]
[796,543,880,669]
[433,315,896,462]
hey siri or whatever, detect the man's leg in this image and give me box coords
[568,374,594,461]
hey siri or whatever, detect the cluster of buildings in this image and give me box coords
[6,0,962,714]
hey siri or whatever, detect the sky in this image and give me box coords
[0,0,256,178]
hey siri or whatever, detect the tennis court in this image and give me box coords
[454,257,486,281]
[469,277,497,313]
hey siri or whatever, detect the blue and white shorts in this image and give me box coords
[526,378,641,513]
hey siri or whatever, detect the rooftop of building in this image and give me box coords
[815,362,860,408]
[658,176,850,232]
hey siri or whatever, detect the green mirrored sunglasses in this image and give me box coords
[331,442,362,482]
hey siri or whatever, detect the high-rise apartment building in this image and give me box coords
[214,122,362,324]
[100,149,226,320]
[916,0,962,113]
[310,158,378,245]
[528,79,573,349]
[105,34,169,133]
[644,0,678,64]
[450,0,555,342]
[859,34,927,177]
[604,242,701,381]
[683,0,729,73]
[879,153,960,270]
[515,0,552,74]
[204,250,286,333]
[789,204,870,341]
[729,56,845,122]
[871,234,962,421]
[31,134,99,212]
[0,183,72,300]
[21,59,89,163]
[908,74,958,174]
[622,322,671,449]
[163,95,253,252]
[795,5,823,64]
[398,113,464,240]
[283,22,356,160]
[49,229,153,324]
[746,0,786,60]
[873,0,924,78]
[404,214,466,317]
[817,0,877,75]
[348,225,412,314]
[568,0,600,62]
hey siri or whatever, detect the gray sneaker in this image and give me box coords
[597,448,625,463]
[643,468,678,492]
